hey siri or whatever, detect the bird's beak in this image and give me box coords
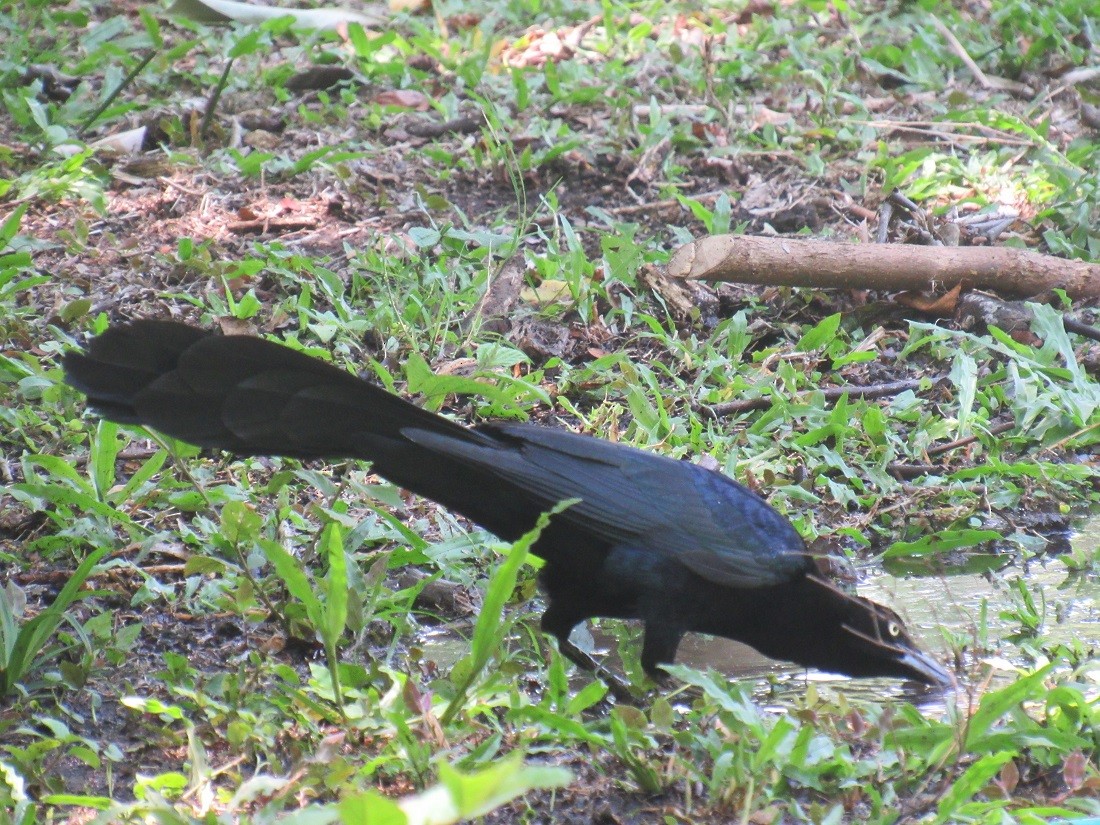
[895,648,954,688]
[842,623,954,687]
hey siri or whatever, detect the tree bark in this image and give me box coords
[664,235,1100,300]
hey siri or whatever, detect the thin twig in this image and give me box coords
[846,120,1036,147]
[887,420,1017,479]
[926,420,1015,457]
[706,378,926,418]
[929,15,1034,95]
[78,49,158,137]
[201,57,234,141]
[1038,420,1100,457]
[875,201,893,244]
[887,191,922,214]
[74,445,161,466]
[929,15,991,88]
[1063,317,1100,343]
[605,197,684,216]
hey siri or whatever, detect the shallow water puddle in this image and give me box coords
[413,518,1098,705]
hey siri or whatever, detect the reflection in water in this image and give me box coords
[672,555,1096,707]
[415,518,1099,704]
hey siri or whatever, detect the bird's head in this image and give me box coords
[805,574,954,687]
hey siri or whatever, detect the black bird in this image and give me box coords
[63,321,951,688]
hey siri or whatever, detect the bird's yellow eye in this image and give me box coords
[888,621,901,637]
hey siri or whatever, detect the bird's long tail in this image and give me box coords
[63,321,532,537]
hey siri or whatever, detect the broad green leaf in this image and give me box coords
[322,522,348,649]
[934,751,1016,824]
[965,665,1053,750]
[338,792,406,825]
[258,538,322,626]
[882,529,1002,559]
[90,419,120,500]
[796,313,841,352]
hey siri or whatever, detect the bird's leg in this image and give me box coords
[640,622,686,682]
[541,607,635,702]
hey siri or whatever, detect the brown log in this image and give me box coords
[664,235,1100,300]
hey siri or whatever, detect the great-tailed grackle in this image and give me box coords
[64,321,951,687]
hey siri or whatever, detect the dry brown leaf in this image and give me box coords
[896,283,963,315]
[1009,328,1041,346]
[278,196,307,212]
[258,633,286,654]
[691,121,727,143]
[538,30,565,58]
[436,357,477,376]
[748,806,781,825]
[243,129,281,150]
[996,758,1020,796]
[402,674,429,715]
[373,89,431,110]
[447,13,480,30]
[217,317,255,336]
[521,279,573,306]
[1063,750,1087,791]
[735,0,775,24]
[750,106,792,130]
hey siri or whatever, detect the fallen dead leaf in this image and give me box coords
[447,12,481,30]
[285,66,356,92]
[217,317,256,336]
[996,758,1020,796]
[1063,750,1086,791]
[748,805,781,824]
[244,129,281,150]
[279,197,307,212]
[511,318,569,360]
[734,0,775,25]
[750,106,793,130]
[373,89,431,110]
[436,357,477,376]
[896,283,963,315]
[521,279,573,306]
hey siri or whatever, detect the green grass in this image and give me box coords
[1,0,1098,821]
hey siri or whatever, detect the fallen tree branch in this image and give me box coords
[926,420,1016,457]
[705,378,926,418]
[664,235,1100,300]
[955,292,1100,343]
[887,421,1017,479]
[1063,316,1100,344]
[227,216,319,234]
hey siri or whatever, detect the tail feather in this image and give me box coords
[63,321,542,538]
[63,321,210,423]
[64,320,471,456]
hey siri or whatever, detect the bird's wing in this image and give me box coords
[404,422,809,587]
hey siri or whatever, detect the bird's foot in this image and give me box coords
[556,638,637,703]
